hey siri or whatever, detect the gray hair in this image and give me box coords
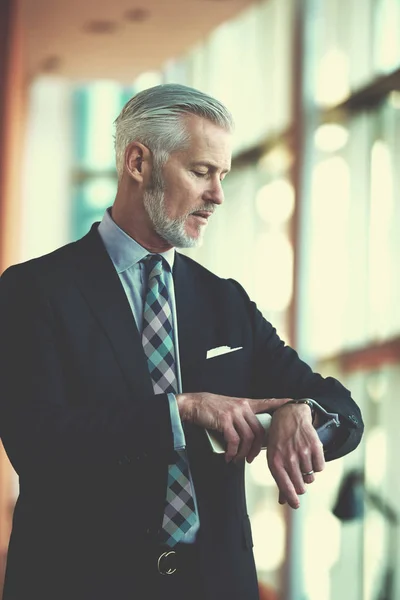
[114,83,234,179]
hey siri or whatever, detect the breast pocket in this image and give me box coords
[202,348,251,397]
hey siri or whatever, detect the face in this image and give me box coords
[143,115,232,248]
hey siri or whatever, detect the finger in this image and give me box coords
[301,469,315,484]
[234,409,266,462]
[285,455,307,496]
[252,397,291,413]
[232,419,256,463]
[243,413,265,463]
[278,491,287,505]
[275,470,300,509]
[299,447,316,483]
[268,456,301,509]
[223,425,241,463]
[311,436,326,473]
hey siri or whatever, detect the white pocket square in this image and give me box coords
[206,346,243,359]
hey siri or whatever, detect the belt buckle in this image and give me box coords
[157,550,177,575]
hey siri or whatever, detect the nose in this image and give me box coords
[204,177,224,206]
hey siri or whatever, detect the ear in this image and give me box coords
[124,141,152,183]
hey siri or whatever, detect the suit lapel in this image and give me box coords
[173,253,212,389]
[173,253,217,453]
[67,224,154,401]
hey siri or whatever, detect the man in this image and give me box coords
[0,84,363,600]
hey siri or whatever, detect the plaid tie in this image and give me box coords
[142,254,197,547]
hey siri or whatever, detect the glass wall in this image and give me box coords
[299,1,400,598]
[71,82,133,239]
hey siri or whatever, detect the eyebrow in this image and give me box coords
[191,161,231,175]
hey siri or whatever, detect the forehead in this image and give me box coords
[177,115,232,169]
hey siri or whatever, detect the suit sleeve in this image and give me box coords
[228,279,364,462]
[0,266,176,477]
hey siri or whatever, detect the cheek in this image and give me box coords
[164,180,200,215]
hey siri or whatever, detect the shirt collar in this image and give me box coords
[98,208,175,274]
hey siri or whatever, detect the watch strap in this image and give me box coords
[285,398,316,423]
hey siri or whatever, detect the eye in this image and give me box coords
[193,171,207,178]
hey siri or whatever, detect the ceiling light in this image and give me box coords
[84,20,118,34]
[124,8,150,22]
[41,55,62,73]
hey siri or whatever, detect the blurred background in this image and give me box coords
[1,0,400,598]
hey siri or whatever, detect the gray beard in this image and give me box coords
[143,168,205,249]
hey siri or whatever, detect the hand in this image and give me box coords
[266,403,325,509]
[176,393,291,464]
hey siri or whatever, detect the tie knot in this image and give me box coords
[143,254,163,278]
[143,254,167,281]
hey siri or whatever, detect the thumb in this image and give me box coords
[251,397,292,414]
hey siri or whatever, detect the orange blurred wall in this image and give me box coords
[0,0,27,270]
[0,0,27,592]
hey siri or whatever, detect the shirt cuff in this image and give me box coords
[308,399,341,446]
[167,393,186,450]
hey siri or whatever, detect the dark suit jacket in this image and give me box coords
[0,225,363,600]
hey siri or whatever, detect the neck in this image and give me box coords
[111,199,173,254]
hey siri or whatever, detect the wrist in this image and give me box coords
[286,399,315,423]
[273,398,315,423]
